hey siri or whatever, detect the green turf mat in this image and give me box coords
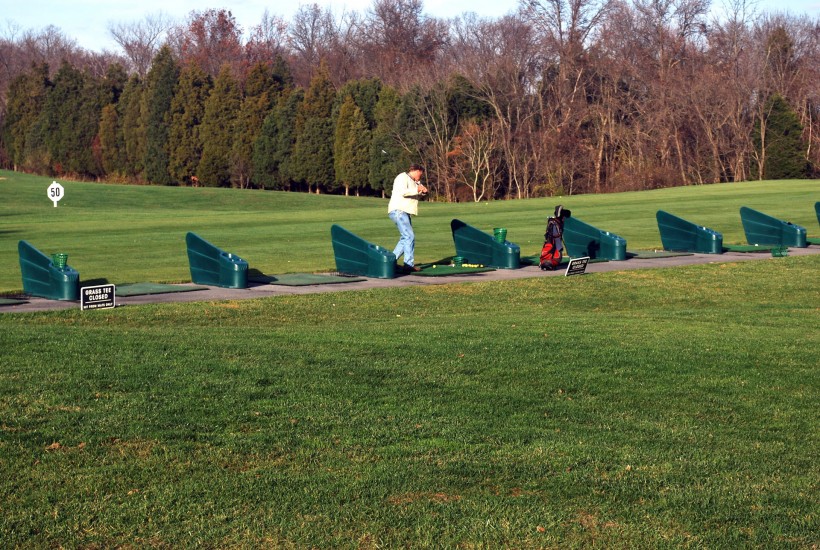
[0,297,27,306]
[414,264,496,276]
[807,238,820,245]
[248,273,366,286]
[115,283,210,297]
[627,250,694,258]
[722,244,773,253]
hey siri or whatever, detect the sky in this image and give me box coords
[2,0,818,53]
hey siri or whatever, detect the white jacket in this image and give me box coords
[387,172,422,216]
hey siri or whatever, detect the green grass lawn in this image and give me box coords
[1,170,818,293]
[1,171,818,546]
[1,257,818,547]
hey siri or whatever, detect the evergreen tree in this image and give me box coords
[99,64,128,106]
[97,64,128,177]
[293,63,336,192]
[119,75,145,179]
[199,65,241,187]
[754,94,809,180]
[232,62,277,188]
[243,62,277,108]
[33,61,102,176]
[332,78,382,129]
[142,46,179,184]
[334,96,355,194]
[334,96,371,195]
[169,65,212,185]
[99,104,125,176]
[277,90,304,188]
[1,64,51,171]
[369,85,407,195]
[447,74,491,124]
[253,89,303,190]
[270,55,294,97]
[346,104,371,196]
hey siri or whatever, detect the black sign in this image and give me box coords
[81,284,116,310]
[564,257,590,276]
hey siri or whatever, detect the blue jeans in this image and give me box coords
[389,210,415,266]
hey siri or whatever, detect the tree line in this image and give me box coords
[1,0,817,200]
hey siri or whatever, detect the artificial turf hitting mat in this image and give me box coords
[627,250,694,258]
[722,244,774,253]
[0,297,27,306]
[414,264,497,276]
[115,283,210,297]
[248,273,366,286]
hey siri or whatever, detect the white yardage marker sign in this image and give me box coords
[48,181,64,207]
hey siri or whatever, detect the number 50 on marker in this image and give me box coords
[48,181,64,207]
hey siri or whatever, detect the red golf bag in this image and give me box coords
[539,205,571,271]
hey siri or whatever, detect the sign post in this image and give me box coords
[47,181,64,207]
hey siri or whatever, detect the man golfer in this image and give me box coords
[388,164,428,272]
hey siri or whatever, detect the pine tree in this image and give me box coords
[232,62,276,188]
[119,75,145,179]
[334,96,355,193]
[277,90,304,188]
[333,78,382,130]
[754,94,809,180]
[199,65,241,187]
[347,104,371,196]
[97,64,128,177]
[99,104,125,176]
[369,85,407,195]
[293,63,336,193]
[334,96,371,195]
[142,46,179,184]
[270,55,294,97]
[253,89,303,190]
[1,63,51,171]
[169,65,212,185]
[34,61,102,177]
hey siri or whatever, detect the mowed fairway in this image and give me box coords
[1,171,819,547]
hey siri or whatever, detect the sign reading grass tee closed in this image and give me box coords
[81,284,115,311]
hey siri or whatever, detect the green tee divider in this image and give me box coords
[815,201,819,227]
[450,219,521,269]
[186,232,249,289]
[656,210,723,254]
[330,224,396,279]
[18,240,80,301]
[739,207,807,248]
[563,217,627,261]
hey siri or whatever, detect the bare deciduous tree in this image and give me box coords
[109,13,173,77]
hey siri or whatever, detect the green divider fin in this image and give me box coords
[18,240,80,301]
[739,207,807,248]
[330,225,396,279]
[563,217,627,260]
[656,211,723,254]
[185,232,249,289]
[450,219,520,269]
